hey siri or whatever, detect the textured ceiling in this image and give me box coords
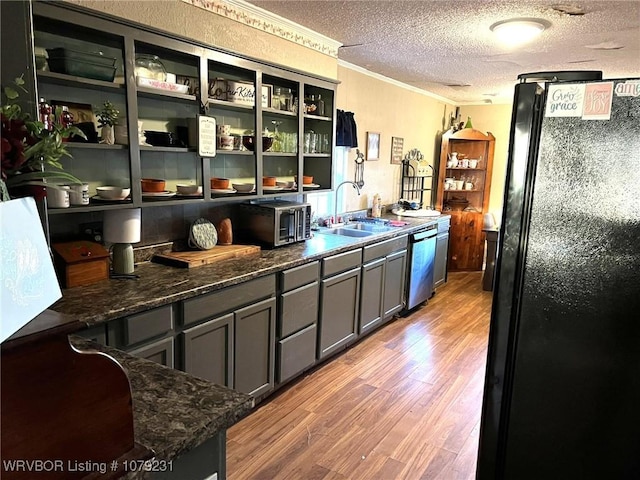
[248,0,640,104]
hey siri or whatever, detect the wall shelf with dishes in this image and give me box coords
[20,1,337,221]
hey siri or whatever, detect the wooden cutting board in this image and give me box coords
[152,244,261,268]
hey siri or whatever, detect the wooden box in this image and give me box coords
[52,241,109,288]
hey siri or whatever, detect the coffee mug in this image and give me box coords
[217,124,231,136]
[218,135,234,150]
[469,159,478,168]
[46,185,70,208]
[461,159,469,168]
[465,182,474,190]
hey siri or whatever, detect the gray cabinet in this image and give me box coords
[319,267,361,359]
[435,217,451,288]
[383,249,408,318]
[234,298,276,397]
[277,262,319,384]
[182,314,234,387]
[359,235,408,335]
[129,337,175,368]
[181,275,275,394]
[359,258,385,335]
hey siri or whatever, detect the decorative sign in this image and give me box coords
[196,115,217,157]
[391,136,404,164]
[1,197,62,343]
[224,80,271,107]
[582,82,613,120]
[545,84,585,117]
[614,80,640,97]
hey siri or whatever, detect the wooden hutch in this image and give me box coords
[436,128,495,271]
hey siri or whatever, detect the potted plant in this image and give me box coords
[96,101,119,145]
[1,74,86,202]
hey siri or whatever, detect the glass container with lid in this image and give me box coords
[135,54,167,81]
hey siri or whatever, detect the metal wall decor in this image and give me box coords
[354,149,365,187]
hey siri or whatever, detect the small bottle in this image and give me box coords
[39,98,52,131]
[60,106,74,142]
[372,194,381,218]
[314,94,325,116]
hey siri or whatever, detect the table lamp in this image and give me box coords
[103,208,141,275]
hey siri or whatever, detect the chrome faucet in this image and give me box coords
[334,181,361,224]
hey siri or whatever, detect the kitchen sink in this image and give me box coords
[343,222,397,233]
[317,221,399,238]
[318,227,376,238]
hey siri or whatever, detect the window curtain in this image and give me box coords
[336,110,358,148]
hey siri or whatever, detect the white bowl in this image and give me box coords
[232,183,254,193]
[176,184,201,195]
[96,186,130,199]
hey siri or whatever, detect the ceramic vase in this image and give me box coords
[100,125,115,145]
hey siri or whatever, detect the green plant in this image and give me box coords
[1,74,86,194]
[95,101,119,127]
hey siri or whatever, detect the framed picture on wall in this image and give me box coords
[366,131,380,161]
[391,136,404,164]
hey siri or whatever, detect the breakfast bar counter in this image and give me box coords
[70,336,254,479]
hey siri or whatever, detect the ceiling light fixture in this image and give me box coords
[490,18,548,45]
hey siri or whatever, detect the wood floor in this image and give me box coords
[227,271,493,479]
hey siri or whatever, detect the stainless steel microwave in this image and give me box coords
[236,201,312,247]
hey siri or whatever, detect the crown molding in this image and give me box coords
[181,0,342,58]
[338,60,456,105]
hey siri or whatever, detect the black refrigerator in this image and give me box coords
[476,72,640,479]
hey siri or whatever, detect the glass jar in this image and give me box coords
[134,54,167,81]
[281,88,294,112]
[272,87,282,110]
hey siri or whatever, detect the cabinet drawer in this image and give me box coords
[437,217,450,233]
[322,248,362,277]
[280,281,319,337]
[122,305,173,347]
[363,235,408,263]
[277,324,317,383]
[182,274,276,326]
[128,337,174,368]
[280,261,320,292]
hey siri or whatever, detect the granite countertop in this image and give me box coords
[70,335,254,475]
[53,214,448,325]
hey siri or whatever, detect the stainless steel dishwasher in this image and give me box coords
[404,224,438,311]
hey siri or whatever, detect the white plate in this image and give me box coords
[211,188,237,194]
[263,186,286,192]
[142,191,176,197]
[303,183,321,189]
[91,195,131,202]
